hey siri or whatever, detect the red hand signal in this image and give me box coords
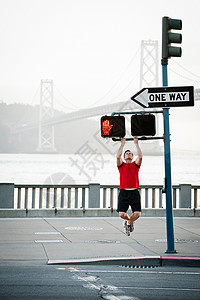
[102,119,113,136]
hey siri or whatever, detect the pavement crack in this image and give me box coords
[103,219,124,235]
[129,239,159,256]
[42,218,72,243]
[103,219,159,255]
[174,223,200,238]
[41,243,49,262]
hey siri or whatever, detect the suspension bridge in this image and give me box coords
[11,40,200,153]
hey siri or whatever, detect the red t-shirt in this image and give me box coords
[118,161,140,190]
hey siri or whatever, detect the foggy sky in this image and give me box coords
[0,0,200,153]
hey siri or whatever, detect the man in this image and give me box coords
[116,137,143,236]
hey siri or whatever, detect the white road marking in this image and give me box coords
[74,275,99,282]
[119,287,200,292]
[72,274,99,290]
[68,267,79,272]
[72,269,200,275]
[65,226,103,231]
[34,240,63,243]
[35,232,61,235]
[69,267,141,300]
[100,295,140,300]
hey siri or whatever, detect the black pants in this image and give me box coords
[117,189,141,213]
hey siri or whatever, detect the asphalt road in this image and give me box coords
[0,262,200,300]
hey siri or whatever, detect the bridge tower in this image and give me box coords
[139,40,162,148]
[140,40,159,88]
[37,79,56,153]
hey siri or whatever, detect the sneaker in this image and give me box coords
[127,224,131,236]
[129,222,134,232]
[123,220,127,232]
[123,220,130,236]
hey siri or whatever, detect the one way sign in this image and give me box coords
[131,86,194,108]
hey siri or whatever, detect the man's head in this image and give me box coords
[124,150,133,162]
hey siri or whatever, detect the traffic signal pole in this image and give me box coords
[162,62,176,253]
[161,15,182,253]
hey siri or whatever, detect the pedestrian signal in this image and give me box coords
[101,116,125,138]
[131,114,156,136]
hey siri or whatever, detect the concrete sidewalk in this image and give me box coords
[0,217,199,267]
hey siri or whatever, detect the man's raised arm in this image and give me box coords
[116,138,126,167]
[134,137,143,167]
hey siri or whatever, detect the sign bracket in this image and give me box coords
[111,110,164,116]
[112,136,164,142]
[111,110,164,142]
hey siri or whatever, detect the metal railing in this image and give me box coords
[15,184,88,209]
[14,184,200,210]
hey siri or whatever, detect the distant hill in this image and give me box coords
[0,102,108,154]
[0,102,164,155]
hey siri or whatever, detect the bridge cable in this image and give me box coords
[171,60,200,80]
[53,83,79,111]
[13,85,40,127]
[169,67,200,84]
[89,45,140,107]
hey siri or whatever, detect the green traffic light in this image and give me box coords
[168,32,182,44]
[168,18,182,30]
[162,16,182,60]
[168,46,182,57]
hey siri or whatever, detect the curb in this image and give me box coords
[162,256,200,267]
[0,209,200,218]
[48,256,200,267]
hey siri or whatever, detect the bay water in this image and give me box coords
[0,153,200,186]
